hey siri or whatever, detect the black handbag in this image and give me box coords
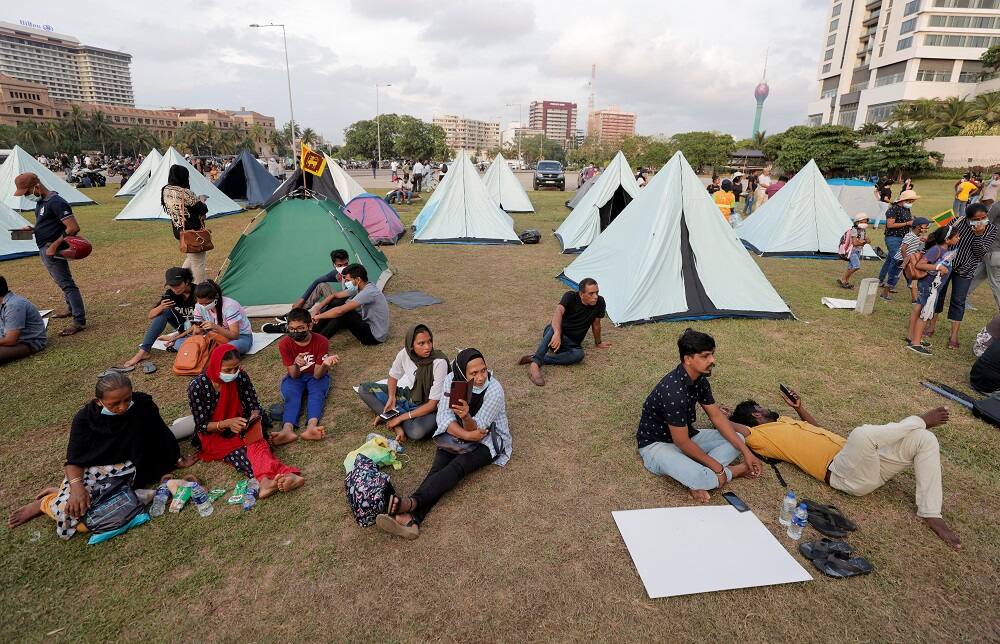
[435,422,504,457]
[81,474,144,534]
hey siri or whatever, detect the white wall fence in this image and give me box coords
[925,136,1000,168]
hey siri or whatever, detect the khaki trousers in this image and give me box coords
[828,416,943,518]
[182,251,208,284]
[304,282,337,310]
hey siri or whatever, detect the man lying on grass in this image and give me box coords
[727,389,960,549]
[636,329,762,502]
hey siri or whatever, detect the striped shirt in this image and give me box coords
[952,217,999,278]
[434,372,512,466]
[894,231,924,261]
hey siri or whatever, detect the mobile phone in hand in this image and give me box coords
[779,384,798,404]
[379,408,401,421]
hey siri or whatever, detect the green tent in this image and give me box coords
[219,197,391,317]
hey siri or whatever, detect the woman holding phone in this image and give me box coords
[375,348,511,539]
[187,343,304,497]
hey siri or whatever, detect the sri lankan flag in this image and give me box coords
[300,143,326,176]
[932,208,955,227]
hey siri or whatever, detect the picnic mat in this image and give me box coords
[386,291,442,310]
[151,332,283,355]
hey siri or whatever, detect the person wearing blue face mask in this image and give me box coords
[878,189,919,292]
[312,264,389,345]
[6,372,196,534]
[376,348,512,540]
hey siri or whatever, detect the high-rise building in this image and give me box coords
[587,106,636,145]
[528,100,577,146]
[501,121,544,147]
[0,20,134,106]
[807,0,1000,128]
[432,114,500,156]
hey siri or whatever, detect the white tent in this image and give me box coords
[560,151,792,325]
[0,202,37,261]
[554,151,640,253]
[0,146,96,211]
[737,160,878,258]
[325,154,367,203]
[827,179,890,227]
[413,150,520,245]
[115,149,162,198]
[482,153,534,213]
[115,147,244,221]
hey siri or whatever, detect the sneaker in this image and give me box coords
[907,344,932,356]
[880,295,892,302]
[274,315,288,324]
[261,322,286,334]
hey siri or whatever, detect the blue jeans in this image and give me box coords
[884,257,912,289]
[532,324,585,366]
[639,430,743,490]
[933,272,973,321]
[39,243,86,326]
[356,382,436,440]
[280,372,330,426]
[140,309,187,352]
[954,199,967,218]
[175,332,253,354]
[879,236,903,283]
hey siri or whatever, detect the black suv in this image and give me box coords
[533,160,565,191]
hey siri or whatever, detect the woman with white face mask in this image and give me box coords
[376,348,512,540]
[838,213,871,289]
[879,189,919,291]
[187,344,304,498]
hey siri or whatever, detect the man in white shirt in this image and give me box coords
[412,160,425,192]
[390,160,399,181]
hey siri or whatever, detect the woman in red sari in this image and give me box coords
[187,343,305,497]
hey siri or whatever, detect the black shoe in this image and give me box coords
[261,322,286,334]
[274,315,288,324]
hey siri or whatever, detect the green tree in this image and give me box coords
[565,136,614,167]
[667,131,734,172]
[980,44,1000,77]
[342,114,448,160]
[64,105,89,152]
[865,126,933,180]
[970,91,1000,125]
[14,121,44,152]
[300,127,318,146]
[517,134,565,166]
[763,125,859,175]
[90,111,114,154]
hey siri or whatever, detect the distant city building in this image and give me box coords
[574,128,585,147]
[529,100,577,146]
[0,21,134,106]
[432,114,500,156]
[808,0,1000,127]
[501,121,544,147]
[587,106,636,146]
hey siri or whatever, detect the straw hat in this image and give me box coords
[896,189,920,202]
[853,212,870,222]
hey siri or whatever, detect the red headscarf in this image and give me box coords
[206,343,243,423]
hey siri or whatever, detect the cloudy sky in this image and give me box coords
[14,0,828,143]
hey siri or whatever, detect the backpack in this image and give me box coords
[172,335,216,376]
[519,229,541,244]
[903,250,928,280]
[344,454,396,527]
[838,229,853,260]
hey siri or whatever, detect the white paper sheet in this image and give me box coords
[612,506,812,598]
[821,297,857,309]
[39,309,53,317]
[151,332,283,355]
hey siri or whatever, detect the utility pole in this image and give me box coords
[376,82,392,168]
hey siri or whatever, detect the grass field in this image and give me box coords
[2,179,999,642]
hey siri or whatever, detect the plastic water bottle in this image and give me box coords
[787,503,809,540]
[242,478,259,511]
[190,483,214,518]
[149,483,170,517]
[778,491,797,526]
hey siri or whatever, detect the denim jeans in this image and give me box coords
[175,332,253,354]
[280,372,330,426]
[532,324,584,366]
[140,309,187,352]
[639,429,744,490]
[933,272,974,321]
[884,258,911,289]
[357,383,436,440]
[954,199,967,218]
[879,235,903,283]
[39,243,86,326]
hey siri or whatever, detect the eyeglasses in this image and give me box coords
[287,326,309,333]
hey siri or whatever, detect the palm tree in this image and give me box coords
[248,123,266,154]
[41,121,63,152]
[970,91,1000,125]
[751,130,767,148]
[65,105,89,152]
[90,111,115,154]
[14,121,44,151]
[301,127,318,146]
[204,122,220,156]
[927,96,973,137]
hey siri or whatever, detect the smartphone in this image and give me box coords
[379,408,401,421]
[449,380,470,407]
[722,491,750,513]
[779,384,799,404]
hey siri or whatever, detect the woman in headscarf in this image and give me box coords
[375,348,511,539]
[357,324,450,441]
[162,164,210,283]
[187,343,304,497]
[7,372,196,536]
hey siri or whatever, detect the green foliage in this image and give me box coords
[565,136,615,167]
[517,134,566,165]
[981,44,1000,75]
[620,135,677,169]
[342,114,449,161]
[764,125,861,175]
[667,131,734,172]
[865,126,933,179]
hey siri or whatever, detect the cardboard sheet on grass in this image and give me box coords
[151,332,282,355]
[613,506,811,598]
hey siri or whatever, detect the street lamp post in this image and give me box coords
[249,23,296,162]
[376,83,392,169]
[505,102,522,163]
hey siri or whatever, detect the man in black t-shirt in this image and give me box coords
[518,278,609,386]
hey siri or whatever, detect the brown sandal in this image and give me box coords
[59,325,85,337]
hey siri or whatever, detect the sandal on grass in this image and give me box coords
[802,499,858,534]
[812,551,873,578]
[387,494,417,516]
[799,538,853,561]
[837,280,854,290]
[376,513,419,540]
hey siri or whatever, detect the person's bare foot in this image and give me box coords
[120,350,150,369]
[300,425,325,441]
[728,463,749,479]
[270,427,299,446]
[7,486,56,528]
[528,362,545,387]
[689,489,711,503]
[59,324,85,337]
[176,453,199,468]
[258,477,278,499]
[274,473,305,493]
[922,517,961,549]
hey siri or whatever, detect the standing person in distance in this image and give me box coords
[954,173,978,218]
[878,189,919,292]
[906,225,961,355]
[161,164,210,284]
[838,214,870,290]
[412,159,424,193]
[13,172,86,336]
[370,158,377,180]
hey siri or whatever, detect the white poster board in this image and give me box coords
[612,506,812,598]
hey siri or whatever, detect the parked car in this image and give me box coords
[533,160,565,191]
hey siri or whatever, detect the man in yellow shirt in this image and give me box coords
[726,389,960,549]
[713,179,735,222]
[954,173,979,218]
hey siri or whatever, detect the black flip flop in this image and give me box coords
[813,551,873,578]
[803,499,858,532]
[799,538,853,561]
[142,361,157,375]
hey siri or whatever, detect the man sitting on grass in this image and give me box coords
[636,329,761,502]
[312,264,389,345]
[727,389,960,549]
[0,275,46,365]
[518,277,609,387]
[263,249,350,333]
